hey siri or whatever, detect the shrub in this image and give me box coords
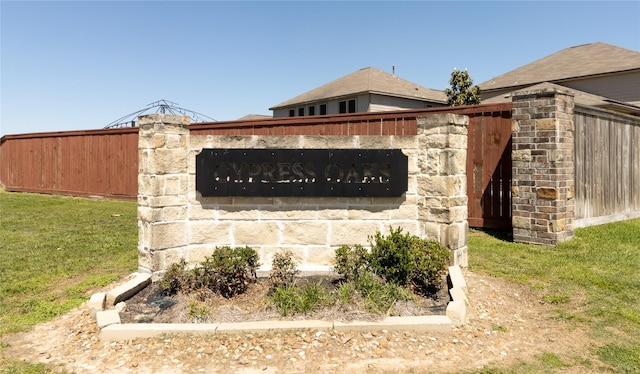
[269,250,299,289]
[160,258,188,295]
[335,227,450,296]
[208,246,260,298]
[158,246,260,299]
[369,227,413,286]
[409,239,451,294]
[334,244,370,282]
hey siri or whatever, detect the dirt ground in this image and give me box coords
[2,269,599,373]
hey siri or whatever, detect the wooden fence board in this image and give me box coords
[574,106,640,220]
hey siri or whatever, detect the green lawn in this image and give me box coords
[467,219,640,373]
[0,191,138,336]
[1,190,639,373]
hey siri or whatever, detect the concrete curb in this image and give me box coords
[97,266,469,342]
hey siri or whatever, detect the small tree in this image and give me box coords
[444,68,481,106]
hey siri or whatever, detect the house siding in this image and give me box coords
[561,71,640,106]
[481,71,640,107]
[369,93,440,112]
[273,93,443,118]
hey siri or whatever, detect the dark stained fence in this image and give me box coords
[190,110,419,136]
[458,105,513,229]
[574,106,640,222]
[1,104,513,231]
[0,128,139,199]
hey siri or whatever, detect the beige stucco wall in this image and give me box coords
[137,113,469,275]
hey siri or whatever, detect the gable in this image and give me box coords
[479,42,640,92]
[270,67,446,110]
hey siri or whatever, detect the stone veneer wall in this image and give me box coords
[137,113,469,274]
[511,87,575,245]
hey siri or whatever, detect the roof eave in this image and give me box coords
[481,67,640,93]
[270,91,446,110]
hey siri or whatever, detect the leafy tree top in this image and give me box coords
[444,68,481,106]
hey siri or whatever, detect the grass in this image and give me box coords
[1,190,639,373]
[468,218,640,373]
[0,191,137,373]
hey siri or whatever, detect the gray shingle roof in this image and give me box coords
[482,81,640,116]
[270,67,446,109]
[478,42,640,92]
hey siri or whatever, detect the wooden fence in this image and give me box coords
[574,105,640,225]
[0,104,513,229]
[464,108,512,229]
[0,128,139,199]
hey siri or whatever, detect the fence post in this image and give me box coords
[137,114,191,273]
[511,86,575,245]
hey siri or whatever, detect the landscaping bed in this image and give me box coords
[118,274,450,324]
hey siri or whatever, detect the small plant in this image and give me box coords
[269,281,330,316]
[208,246,260,298]
[270,284,298,316]
[187,299,210,322]
[354,271,414,313]
[542,293,571,305]
[408,238,451,294]
[269,250,299,289]
[492,324,508,332]
[337,227,450,295]
[369,227,413,286]
[334,244,370,282]
[159,246,260,299]
[160,258,189,295]
[299,281,328,314]
[335,282,356,305]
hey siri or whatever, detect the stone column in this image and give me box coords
[511,86,575,245]
[417,113,469,266]
[137,114,191,273]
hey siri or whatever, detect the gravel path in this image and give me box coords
[2,270,596,373]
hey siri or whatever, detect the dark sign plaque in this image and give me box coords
[196,148,408,197]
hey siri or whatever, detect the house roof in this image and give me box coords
[478,42,640,92]
[270,67,447,109]
[236,114,272,121]
[482,81,640,116]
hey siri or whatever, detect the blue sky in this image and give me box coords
[1,1,639,136]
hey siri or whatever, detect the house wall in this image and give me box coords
[137,113,469,274]
[272,94,442,118]
[561,71,640,107]
[369,94,442,112]
[481,71,640,107]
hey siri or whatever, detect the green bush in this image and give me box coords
[209,246,260,298]
[408,238,451,294]
[369,227,413,286]
[269,250,299,289]
[334,244,370,282]
[159,246,260,298]
[160,258,189,295]
[335,227,450,296]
